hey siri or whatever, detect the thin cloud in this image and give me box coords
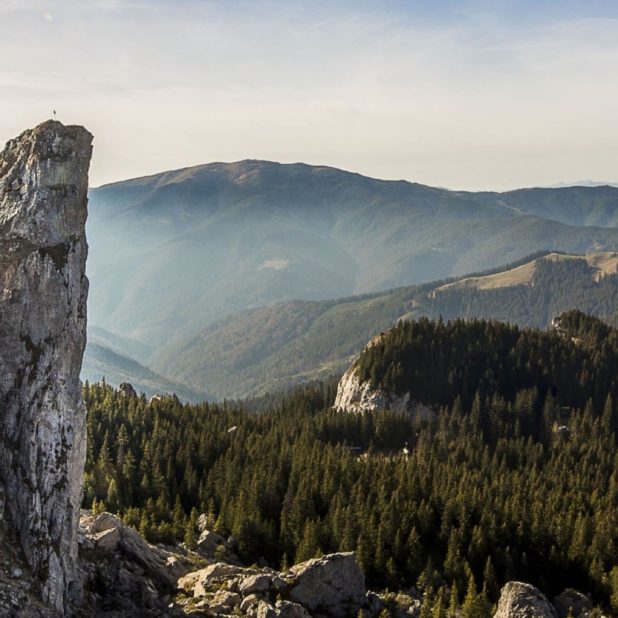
[0,1,617,190]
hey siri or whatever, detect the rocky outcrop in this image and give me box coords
[494,582,558,618]
[78,511,198,616]
[0,121,92,613]
[288,553,366,617]
[174,552,369,617]
[334,335,433,418]
[82,512,191,589]
[118,381,137,398]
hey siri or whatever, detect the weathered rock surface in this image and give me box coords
[84,512,191,589]
[196,528,227,556]
[494,582,558,618]
[118,382,137,398]
[287,552,366,617]
[173,552,370,617]
[77,510,204,616]
[334,335,434,419]
[0,120,92,613]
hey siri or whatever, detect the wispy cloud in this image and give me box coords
[0,0,617,189]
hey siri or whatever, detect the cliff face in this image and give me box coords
[0,121,92,613]
[334,334,434,419]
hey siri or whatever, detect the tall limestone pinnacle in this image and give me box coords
[0,120,93,613]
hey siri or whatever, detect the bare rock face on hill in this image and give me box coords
[334,334,434,419]
[494,582,558,618]
[0,120,92,613]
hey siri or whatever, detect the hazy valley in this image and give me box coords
[83,163,618,399]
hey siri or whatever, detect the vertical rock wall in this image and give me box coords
[0,121,92,613]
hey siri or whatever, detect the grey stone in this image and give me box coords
[209,589,241,612]
[257,600,279,618]
[87,512,190,589]
[118,382,137,398]
[192,563,251,597]
[196,528,226,555]
[241,593,262,613]
[288,552,366,618]
[0,120,92,613]
[334,336,434,421]
[494,582,558,618]
[239,574,272,595]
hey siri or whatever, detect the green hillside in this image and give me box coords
[151,251,618,398]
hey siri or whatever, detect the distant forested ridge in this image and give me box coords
[150,252,618,398]
[423,254,618,327]
[355,312,618,410]
[84,313,618,614]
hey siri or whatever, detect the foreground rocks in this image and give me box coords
[76,511,200,616]
[553,590,594,618]
[174,552,368,617]
[0,120,92,613]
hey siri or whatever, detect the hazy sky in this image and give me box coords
[1,0,617,190]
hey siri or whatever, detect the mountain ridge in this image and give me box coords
[87,160,618,349]
[149,250,618,398]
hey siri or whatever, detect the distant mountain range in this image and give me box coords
[87,161,618,346]
[83,161,618,398]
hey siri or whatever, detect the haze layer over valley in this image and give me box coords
[85,161,618,397]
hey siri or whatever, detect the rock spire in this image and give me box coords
[0,120,92,612]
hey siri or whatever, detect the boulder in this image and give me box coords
[87,512,189,589]
[241,593,262,613]
[177,569,205,594]
[257,600,279,618]
[494,582,558,618]
[196,529,226,555]
[239,574,272,595]
[192,563,251,597]
[208,589,241,613]
[91,526,121,552]
[288,552,366,617]
[553,589,593,618]
[118,382,138,398]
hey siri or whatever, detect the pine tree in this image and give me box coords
[184,508,198,549]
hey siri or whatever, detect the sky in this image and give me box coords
[0,0,617,190]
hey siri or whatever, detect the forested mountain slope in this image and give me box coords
[151,251,618,398]
[87,161,618,346]
[84,314,618,615]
